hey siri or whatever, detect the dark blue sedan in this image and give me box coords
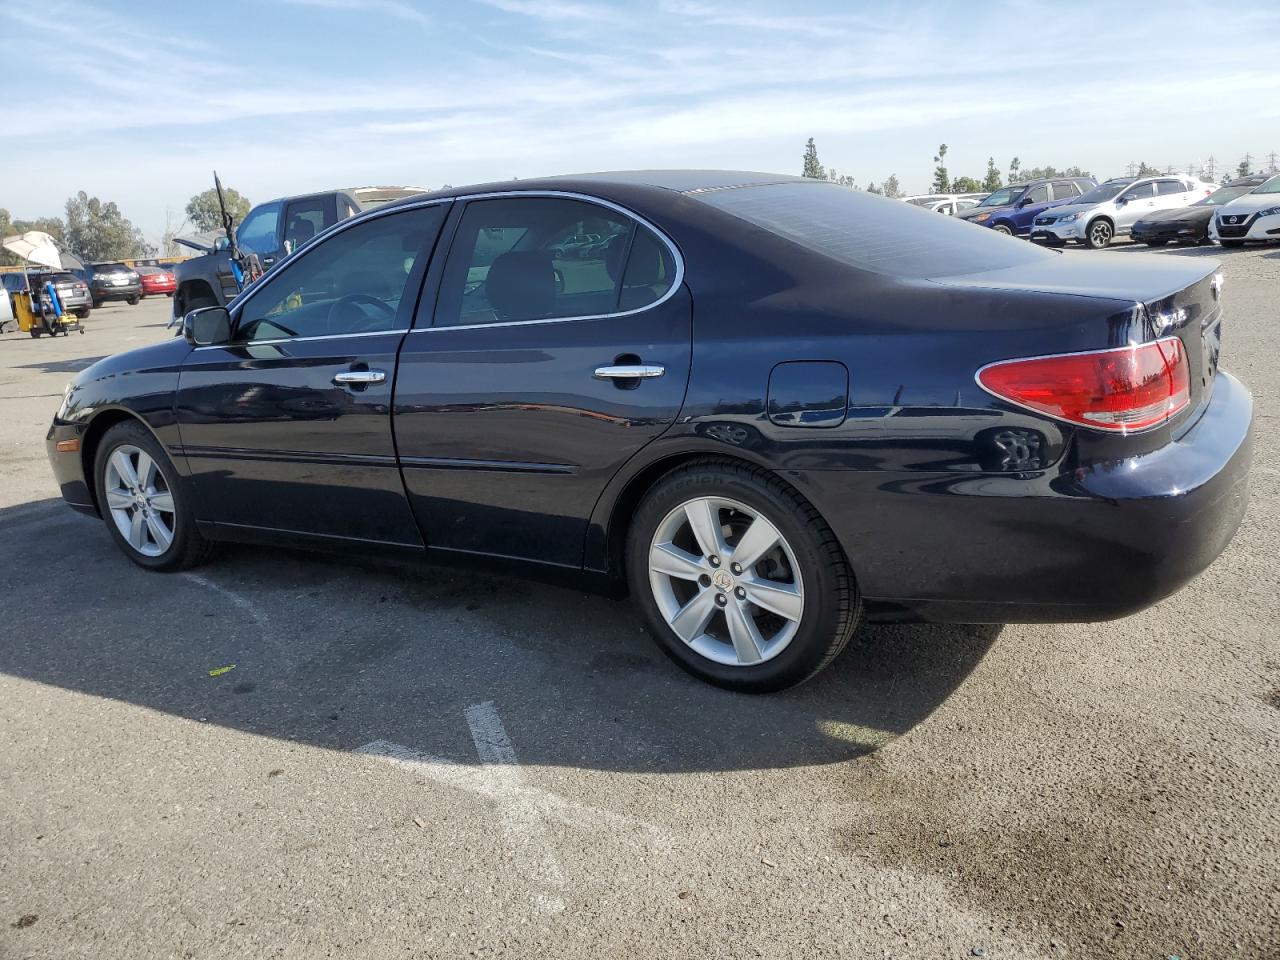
[46,172,1252,692]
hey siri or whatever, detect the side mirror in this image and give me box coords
[183,306,232,346]
[1116,196,1131,206]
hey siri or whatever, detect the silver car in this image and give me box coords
[1029,175,1215,249]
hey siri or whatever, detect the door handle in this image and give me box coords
[593,364,665,380]
[333,369,387,385]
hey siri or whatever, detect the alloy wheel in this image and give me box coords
[1089,221,1112,247]
[647,496,804,666]
[103,444,176,558]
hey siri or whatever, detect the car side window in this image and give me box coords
[619,225,677,311]
[1050,181,1077,201]
[234,205,446,343]
[283,195,338,252]
[237,202,282,257]
[1124,183,1156,200]
[1156,180,1186,196]
[434,197,638,327]
[1025,184,1050,204]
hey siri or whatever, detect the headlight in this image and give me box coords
[1256,206,1280,218]
[974,213,991,222]
[1058,213,1079,223]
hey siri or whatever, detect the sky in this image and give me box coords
[3,0,1278,246]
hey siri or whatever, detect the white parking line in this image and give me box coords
[180,572,269,633]
[357,701,667,916]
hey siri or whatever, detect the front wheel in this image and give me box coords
[1085,219,1113,249]
[991,223,1013,236]
[1144,239,1168,247]
[127,296,139,305]
[627,460,860,692]
[1219,240,1245,248]
[94,420,213,571]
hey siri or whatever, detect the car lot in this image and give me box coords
[2,244,1278,958]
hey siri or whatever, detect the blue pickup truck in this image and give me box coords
[955,176,1096,236]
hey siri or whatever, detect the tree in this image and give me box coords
[1008,156,1021,184]
[1236,153,1253,178]
[826,168,857,188]
[982,157,1002,192]
[64,191,152,261]
[882,174,902,199]
[931,143,949,193]
[950,175,982,193]
[802,138,826,179]
[185,184,251,233]
[865,182,883,195]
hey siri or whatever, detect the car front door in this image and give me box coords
[1115,181,1156,229]
[175,202,449,546]
[1011,183,1051,232]
[281,194,339,262]
[393,194,693,568]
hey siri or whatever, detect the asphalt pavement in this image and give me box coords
[1,246,1278,960]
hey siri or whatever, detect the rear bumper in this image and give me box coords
[800,371,1253,624]
[93,284,141,302]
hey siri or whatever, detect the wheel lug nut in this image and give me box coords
[698,574,712,587]
[709,556,720,567]
[735,587,746,599]
[715,594,727,606]
[730,563,741,575]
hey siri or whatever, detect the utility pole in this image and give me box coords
[1125,161,1136,177]
[1268,151,1279,174]
[1205,155,1216,181]
[1240,152,1253,176]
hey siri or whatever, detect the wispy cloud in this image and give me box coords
[281,0,430,28]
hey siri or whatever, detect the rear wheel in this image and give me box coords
[94,420,213,571]
[1085,219,1113,249]
[75,308,90,319]
[627,460,860,692]
[126,295,139,306]
[28,328,41,339]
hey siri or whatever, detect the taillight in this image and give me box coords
[977,337,1190,433]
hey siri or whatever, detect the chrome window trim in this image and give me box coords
[223,188,686,342]
[192,329,404,351]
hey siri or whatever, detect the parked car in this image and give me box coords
[2,270,93,318]
[1208,174,1280,248]
[1030,175,1215,249]
[902,193,985,208]
[78,262,142,306]
[135,265,176,297]
[1132,176,1271,246]
[955,177,1096,236]
[922,197,981,215]
[172,186,425,319]
[47,171,1251,692]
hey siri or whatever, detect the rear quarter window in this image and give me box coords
[695,181,1053,279]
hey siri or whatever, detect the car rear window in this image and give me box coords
[694,181,1052,279]
[96,263,129,273]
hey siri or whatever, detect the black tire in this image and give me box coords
[626,459,861,692]
[1219,240,1245,249]
[1084,218,1113,249]
[93,419,214,571]
[92,299,103,309]
[76,308,90,319]
[991,223,1014,236]
[126,296,139,306]
[29,328,41,339]
[1144,240,1168,247]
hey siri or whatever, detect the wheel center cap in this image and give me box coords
[712,569,734,591]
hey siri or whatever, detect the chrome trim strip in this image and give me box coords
[192,329,405,351]
[399,455,576,474]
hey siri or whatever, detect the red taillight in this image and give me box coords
[977,337,1190,433]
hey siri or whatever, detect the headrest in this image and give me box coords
[604,233,628,282]
[624,233,662,286]
[287,218,316,243]
[486,250,555,320]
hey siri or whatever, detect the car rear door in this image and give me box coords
[174,202,449,546]
[1012,183,1051,232]
[1154,178,1194,213]
[393,194,692,568]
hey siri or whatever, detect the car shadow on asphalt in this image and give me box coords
[0,498,1002,774]
[11,355,109,374]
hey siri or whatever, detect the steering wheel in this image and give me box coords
[326,294,396,333]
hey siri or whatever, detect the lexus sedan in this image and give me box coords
[46,171,1253,692]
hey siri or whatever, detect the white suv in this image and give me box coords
[1209,174,1280,247]
[1029,175,1215,249]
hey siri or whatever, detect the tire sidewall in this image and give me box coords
[626,465,852,692]
[1086,218,1113,249]
[94,421,196,571]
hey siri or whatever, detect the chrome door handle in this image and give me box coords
[593,364,665,380]
[333,369,387,385]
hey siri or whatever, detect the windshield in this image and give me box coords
[978,186,1022,207]
[1074,181,1131,205]
[1197,186,1255,207]
[695,180,1050,279]
[1253,175,1280,195]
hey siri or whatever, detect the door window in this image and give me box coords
[1156,179,1187,196]
[1024,184,1050,204]
[435,196,664,327]
[236,202,282,256]
[283,195,339,251]
[235,205,446,343]
[1050,181,1079,201]
[1122,183,1156,200]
